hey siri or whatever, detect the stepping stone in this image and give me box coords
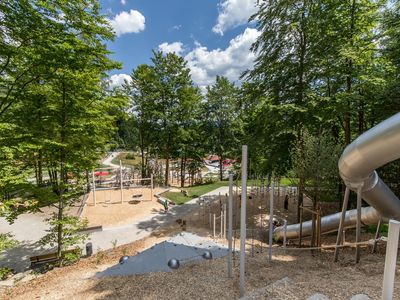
[307,293,330,300]
[240,277,293,299]
[351,295,370,300]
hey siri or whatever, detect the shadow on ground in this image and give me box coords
[0,240,50,273]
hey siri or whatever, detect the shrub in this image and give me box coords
[0,267,13,280]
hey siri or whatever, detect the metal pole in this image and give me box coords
[92,170,96,206]
[269,180,274,261]
[382,220,400,300]
[221,208,223,238]
[228,174,233,278]
[372,219,381,253]
[213,213,216,238]
[283,219,287,252]
[239,145,248,297]
[120,160,123,204]
[151,174,154,201]
[334,187,350,262]
[356,185,363,263]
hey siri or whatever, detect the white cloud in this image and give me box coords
[158,42,184,55]
[185,27,260,90]
[109,73,131,88]
[213,0,258,35]
[109,10,145,37]
[121,0,126,5]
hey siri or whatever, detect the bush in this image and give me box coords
[0,267,13,280]
[125,153,135,160]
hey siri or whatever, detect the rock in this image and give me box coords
[351,294,370,300]
[0,279,14,287]
[307,293,330,300]
[240,277,293,299]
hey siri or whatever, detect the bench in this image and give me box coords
[30,248,81,268]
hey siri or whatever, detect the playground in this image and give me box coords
[3,115,400,299]
[3,227,398,300]
[82,187,167,227]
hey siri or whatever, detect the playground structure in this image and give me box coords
[178,113,400,298]
[274,113,400,254]
[90,162,154,206]
[86,111,400,298]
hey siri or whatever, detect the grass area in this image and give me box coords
[366,223,388,237]
[280,177,299,186]
[111,152,141,168]
[162,177,299,205]
[162,181,229,205]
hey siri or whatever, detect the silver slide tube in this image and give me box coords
[275,113,400,240]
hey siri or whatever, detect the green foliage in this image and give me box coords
[162,181,230,204]
[40,216,88,259]
[125,51,202,184]
[366,224,388,237]
[291,130,341,202]
[125,153,135,160]
[0,233,18,253]
[0,233,17,280]
[202,76,242,180]
[0,0,127,258]
[0,267,13,280]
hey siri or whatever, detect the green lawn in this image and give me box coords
[111,152,141,168]
[162,177,299,205]
[162,181,229,204]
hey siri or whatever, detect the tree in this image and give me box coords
[1,0,126,261]
[125,64,159,178]
[246,0,322,217]
[203,76,242,181]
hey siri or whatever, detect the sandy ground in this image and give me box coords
[82,188,167,227]
[2,227,399,300]
[3,188,395,300]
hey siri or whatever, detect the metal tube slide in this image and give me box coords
[274,113,400,241]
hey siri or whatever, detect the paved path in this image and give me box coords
[0,186,229,272]
[102,151,121,168]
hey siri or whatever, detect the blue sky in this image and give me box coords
[101,0,260,90]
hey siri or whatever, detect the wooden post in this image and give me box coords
[223,203,227,239]
[92,170,96,206]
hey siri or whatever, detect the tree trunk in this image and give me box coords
[344,0,356,145]
[180,155,186,188]
[37,150,43,186]
[165,156,169,186]
[140,148,145,178]
[358,99,364,134]
[219,157,223,181]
